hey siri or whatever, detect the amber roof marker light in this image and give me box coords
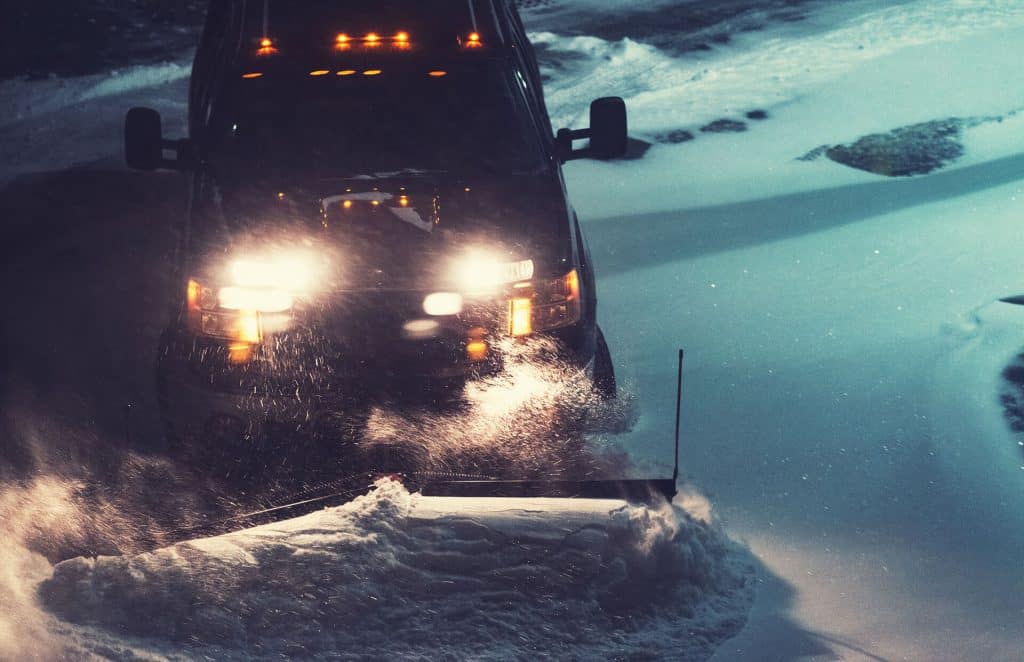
[464,32,483,48]
[335,31,411,51]
[256,37,278,56]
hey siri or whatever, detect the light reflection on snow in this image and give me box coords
[357,337,637,480]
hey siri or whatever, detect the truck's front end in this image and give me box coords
[157,4,601,458]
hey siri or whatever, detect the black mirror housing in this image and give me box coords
[588,97,628,159]
[125,107,164,171]
[556,97,628,162]
[125,107,194,171]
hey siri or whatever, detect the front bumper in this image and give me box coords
[156,318,594,447]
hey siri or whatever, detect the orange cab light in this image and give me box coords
[508,298,533,337]
[337,69,357,76]
[363,69,382,76]
[399,195,409,207]
[565,269,580,301]
[395,31,409,42]
[365,32,380,44]
[428,70,447,77]
[466,32,483,48]
[336,33,350,43]
[187,279,200,309]
[242,72,263,79]
[256,38,278,56]
[309,69,330,76]
[343,200,354,209]
[371,200,381,206]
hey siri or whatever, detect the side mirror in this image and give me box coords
[125,107,193,171]
[556,97,628,162]
[125,107,163,171]
[588,97,628,159]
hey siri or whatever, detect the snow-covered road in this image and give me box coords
[4,0,1024,659]
[550,1,1024,658]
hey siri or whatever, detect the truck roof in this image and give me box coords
[238,0,509,62]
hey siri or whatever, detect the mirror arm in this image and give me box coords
[556,128,593,162]
[161,138,196,171]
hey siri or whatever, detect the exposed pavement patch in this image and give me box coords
[655,129,696,144]
[999,351,1024,462]
[798,114,1020,177]
[701,118,749,133]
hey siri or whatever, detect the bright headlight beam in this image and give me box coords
[451,252,534,292]
[218,286,293,313]
[229,254,316,292]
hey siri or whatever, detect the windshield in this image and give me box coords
[208,62,546,179]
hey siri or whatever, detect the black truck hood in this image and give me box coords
[213,171,574,288]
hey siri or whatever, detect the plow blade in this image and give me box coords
[162,349,686,545]
[419,478,676,501]
[170,476,677,544]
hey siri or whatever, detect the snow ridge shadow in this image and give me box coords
[586,151,1024,276]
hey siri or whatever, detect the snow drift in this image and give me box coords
[30,480,752,660]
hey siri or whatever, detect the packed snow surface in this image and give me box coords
[4,0,1024,660]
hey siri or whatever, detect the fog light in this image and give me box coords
[403,319,440,340]
[423,292,463,316]
[467,340,488,362]
[228,342,254,365]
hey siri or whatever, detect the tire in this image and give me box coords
[593,326,617,400]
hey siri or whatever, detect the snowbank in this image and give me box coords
[38,480,752,659]
[535,0,1024,217]
[0,61,190,128]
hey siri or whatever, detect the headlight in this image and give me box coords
[229,255,317,292]
[185,251,324,353]
[446,250,580,337]
[449,250,534,293]
[507,269,581,337]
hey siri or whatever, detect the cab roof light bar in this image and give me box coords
[335,31,412,51]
